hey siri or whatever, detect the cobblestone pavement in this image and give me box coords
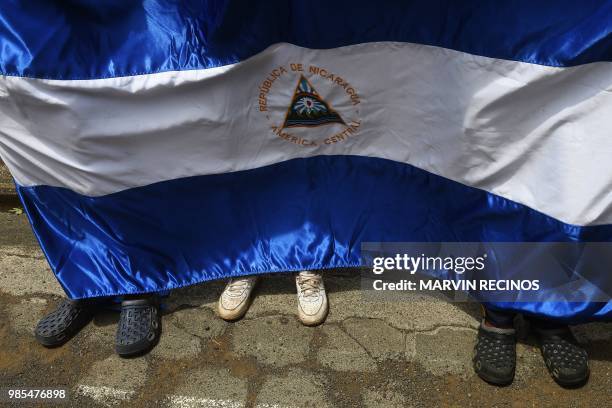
[0,210,610,407]
[0,161,14,195]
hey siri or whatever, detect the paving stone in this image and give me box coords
[0,161,14,194]
[243,274,300,317]
[317,325,376,372]
[170,367,247,407]
[171,306,226,340]
[405,332,417,360]
[322,275,480,332]
[342,317,406,361]
[151,320,202,360]
[515,342,542,382]
[0,246,63,296]
[81,355,148,389]
[255,368,331,408]
[0,214,38,247]
[77,355,148,406]
[6,297,47,334]
[165,281,226,311]
[414,327,476,377]
[362,385,410,408]
[572,322,612,343]
[231,315,312,367]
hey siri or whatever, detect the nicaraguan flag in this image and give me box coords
[0,1,611,322]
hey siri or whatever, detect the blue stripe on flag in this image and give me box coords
[1,0,611,79]
[16,155,612,322]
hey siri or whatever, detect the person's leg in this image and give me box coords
[295,270,328,326]
[483,307,515,328]
[35,297,103,347]
[473,306,517,385]
[218,276,259,321]
[529,317,589,387]
[115,294,162,357]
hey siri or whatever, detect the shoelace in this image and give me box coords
[297,273,322,299]
[226,279,251,296]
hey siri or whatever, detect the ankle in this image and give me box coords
[481,319,516,335]
[483,319,513,330]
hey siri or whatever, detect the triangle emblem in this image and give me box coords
[282,75,345,128]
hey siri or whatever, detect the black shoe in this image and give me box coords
[35,298,96,347]
[536,327,589,387]
[473,321,516,385]
[115,297,161,357]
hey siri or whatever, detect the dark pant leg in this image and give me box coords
[528,316,566,331]
[484,307,566,330]
[483,306,516,328]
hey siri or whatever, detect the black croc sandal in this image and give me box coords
[35,298,96,347]
[115,297,161,357]
[536,327,589,387]
[473,321,517,386]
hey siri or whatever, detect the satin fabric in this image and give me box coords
[2,1,611,323]
[17,156,612,322]
[1,1,611,79]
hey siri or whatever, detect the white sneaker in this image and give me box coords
[295,271,328,326]
[218,276,258,321]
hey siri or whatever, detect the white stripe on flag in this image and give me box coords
[1,42,611,225]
